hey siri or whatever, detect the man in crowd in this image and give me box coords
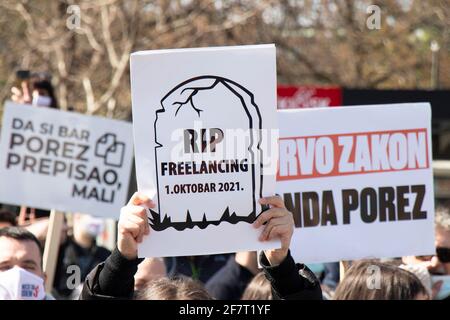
[401,206,450,299]
[54,213,110,298]
[0,227,54,299]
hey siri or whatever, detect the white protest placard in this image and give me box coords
[277,103,435,263]
[0,102,134,219]
[130,44,279,257]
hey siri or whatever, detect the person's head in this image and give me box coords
[334,260,429,300]
[72,213,104,247]
[0,227,44,279]
[241,272,273,300]
[403,206,450,275]
[0,210,17,229]
[134,277,212,300]
[134,258,167,291]
[29,72,58,109]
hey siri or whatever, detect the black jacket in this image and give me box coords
[79,248,322,300]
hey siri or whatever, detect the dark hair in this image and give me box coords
[334,260,428,300]
[0,227,43,257]
[241,272,273,300]
[134,277,212,300]
[0,210,17,227]
[30,74,59,109]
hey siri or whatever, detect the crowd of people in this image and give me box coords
[0,193,449,300]
[0,72,450,301]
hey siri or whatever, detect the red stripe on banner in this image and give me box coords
[277,128,429,181]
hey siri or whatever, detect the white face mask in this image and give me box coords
[0,266,45,300]
[32,94,52,107]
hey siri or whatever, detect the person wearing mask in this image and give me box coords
[79,193,322,300]
[401,206,450,299]
[53,213,110,298]
[11,71,58,109]
[10,71,59,223]
[0,227,54,300]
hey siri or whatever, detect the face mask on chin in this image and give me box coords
[0,266,45,300]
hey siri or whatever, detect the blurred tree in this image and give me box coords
[0,0,448,118]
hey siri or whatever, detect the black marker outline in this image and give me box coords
[151,76,264,231]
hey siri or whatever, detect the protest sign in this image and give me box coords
[277,103,435,263]
[0,102,134,219]
[130,44,279,257]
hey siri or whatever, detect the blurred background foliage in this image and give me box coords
[0,0,448,118]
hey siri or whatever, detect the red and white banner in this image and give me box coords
[277,86,342,109]
[276,103,435,263]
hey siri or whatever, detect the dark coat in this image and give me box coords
[205,255,255,300]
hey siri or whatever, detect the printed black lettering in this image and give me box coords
[378,187,396,222]
[75,144,89,161]
[302,192,320,227]
[9,133,24,149]
[184,129,198,153]
[342,189,359,224]
[6,153,20,168]
[23,156,37,172]
[45,139,60,157]
[411,185,427,219]
[321,191,337,226]
[397,185,411,220]
[284,193,301,228]
[360,188,377,223]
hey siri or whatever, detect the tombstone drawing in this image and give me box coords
[149,76,264,231]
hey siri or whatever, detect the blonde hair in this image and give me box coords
[134,277,212,300]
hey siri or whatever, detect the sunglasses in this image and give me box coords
[415,247,450,263]
[436,247,450,263]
